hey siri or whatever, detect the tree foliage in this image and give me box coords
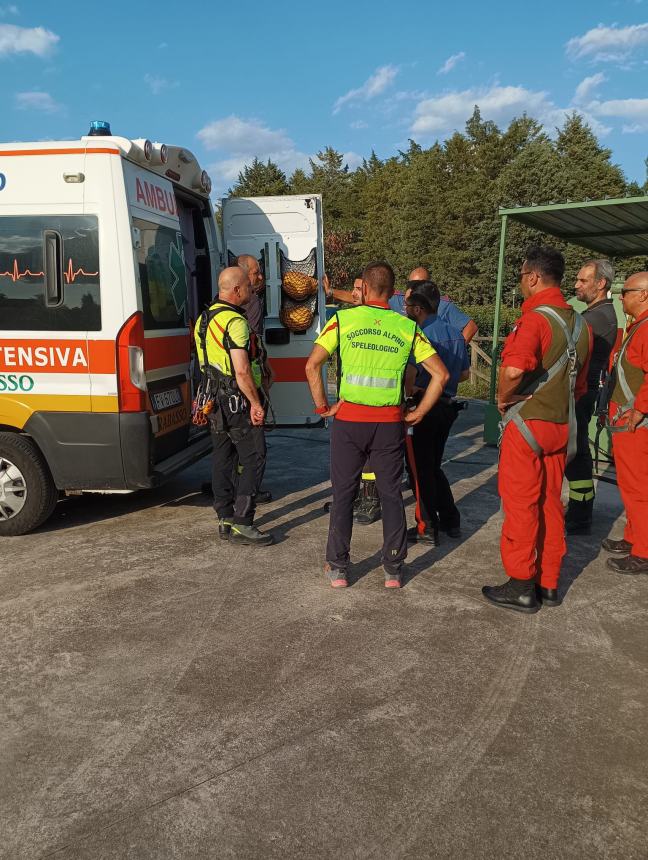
[226,110,647,305]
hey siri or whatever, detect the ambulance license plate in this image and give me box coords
[151,387,183,412]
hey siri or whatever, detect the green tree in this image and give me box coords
[229,158,289,197]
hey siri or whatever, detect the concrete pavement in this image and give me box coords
[1,403,647,858]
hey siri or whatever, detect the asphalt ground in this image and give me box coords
[1,402,647,859]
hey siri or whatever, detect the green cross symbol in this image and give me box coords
[169,232,187,316]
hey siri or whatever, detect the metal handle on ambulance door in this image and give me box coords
[262,242,269,277]
[43,230,63,307]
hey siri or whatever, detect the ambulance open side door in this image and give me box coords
[221,195,326,426]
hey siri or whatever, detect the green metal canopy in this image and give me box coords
[499,195,648,258]
[483,194,648,445]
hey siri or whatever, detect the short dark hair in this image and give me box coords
[408,280,441,315]
[362,261,395,296]
[524,245,565,284]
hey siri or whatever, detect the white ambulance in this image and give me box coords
[0,124,326,536]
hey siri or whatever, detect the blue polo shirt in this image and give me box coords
[413,313,469,398]
[389,292,471,334]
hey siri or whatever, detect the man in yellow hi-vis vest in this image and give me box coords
[194,267,274,546]
[306,261,449,589]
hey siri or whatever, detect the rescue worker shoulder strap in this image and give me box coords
[606,316,648,433]
[500,306,584,463]
[198,304,249,372]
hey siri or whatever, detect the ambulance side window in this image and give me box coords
[0,216,101,331]
[133,217,187,331]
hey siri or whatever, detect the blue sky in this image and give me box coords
[1,1,648,197]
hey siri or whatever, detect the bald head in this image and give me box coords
[218,266,251,306]
[625,271,648,291]
[237,254,264,292]
[622,271,648,320]
[408,266,430,282]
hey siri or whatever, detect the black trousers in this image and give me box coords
[564,390,597,484]
[406,400,459,531]
[327,420,407,574]
[210,408,266,525]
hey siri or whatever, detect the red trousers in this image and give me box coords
[612,428,648,558]
[499,420,568,588]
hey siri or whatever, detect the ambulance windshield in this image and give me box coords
[134,217,188,330]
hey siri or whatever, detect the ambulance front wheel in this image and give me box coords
[0,433,58,537]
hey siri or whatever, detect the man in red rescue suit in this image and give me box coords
[483,246,592,613]
[600,271,648,575]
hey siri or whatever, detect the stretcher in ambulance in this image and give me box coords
[0,124,220,535]
[221,195,326,424]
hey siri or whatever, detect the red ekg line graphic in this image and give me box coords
[0,259,99,283]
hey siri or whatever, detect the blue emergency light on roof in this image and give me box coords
[88,120,112,137]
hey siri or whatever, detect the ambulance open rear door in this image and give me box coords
[221,195,325,425]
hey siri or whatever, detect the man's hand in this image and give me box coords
[497,394,531,416]
[250,404,265,426]
[404,408,425,426]
[626,408,645,432]
[322,399,344,418]
[323,273,333,300]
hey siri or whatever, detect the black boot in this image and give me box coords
[354,479,381,525]
[565,498,593,535]
[229,523,274,546]
[218,518,232,541]
[535,585,561,607]
[482,578,539,614]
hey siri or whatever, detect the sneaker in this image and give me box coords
[218,518,232,541]
[384,566,403,589]
[407,526,439,546]
[606,554,648,574]
[601,538,633,554]
[229,523,274,546]
[325,564,348,588]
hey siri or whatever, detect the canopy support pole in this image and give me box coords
[483,214,507,445]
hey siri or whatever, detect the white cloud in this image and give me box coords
[333,65,399,114]
[198,115,310,195]
[0,23,58,57]
[144,73,177,95]
[350,119,368,129]
[566,22,648,62]
[573,72,606,104]
[410,83,611,140]
[437,51,465,75]
[342,151,363,170]
[0,5,19,16]
[411,85,552,135]
[14,90,63,113]
[588,97,648,131]
[198,115,294,155]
